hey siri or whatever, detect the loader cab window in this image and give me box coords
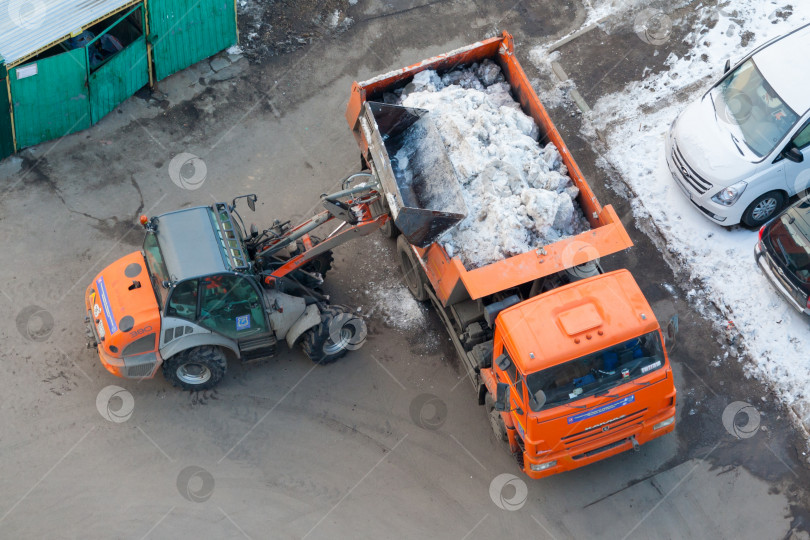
[525,331,666,411]
[167,279,199,320]
[143,232,169,306]
[197,274,268,339]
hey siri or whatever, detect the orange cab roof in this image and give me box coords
[497,269,660,374]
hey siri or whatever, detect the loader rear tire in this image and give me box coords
[301,305,367,364]
[162,346,227,391]
[397,235,428,302]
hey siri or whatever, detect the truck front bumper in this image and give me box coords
[521,407,676,480]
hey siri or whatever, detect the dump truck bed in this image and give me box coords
[346,32,633,305]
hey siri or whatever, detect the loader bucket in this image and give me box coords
[362,102,467,247]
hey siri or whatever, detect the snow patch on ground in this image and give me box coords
[392,61,589,268]
[534,3,810,425]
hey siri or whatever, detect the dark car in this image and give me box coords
[755,197,810,315]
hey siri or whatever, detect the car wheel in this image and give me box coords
[741,191,785,228]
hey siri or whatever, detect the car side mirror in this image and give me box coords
[783,145,804,163]
[494,382,510,412]
[723,59,731,74]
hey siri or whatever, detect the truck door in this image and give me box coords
[504,355,528,441]
[197,274,271,341]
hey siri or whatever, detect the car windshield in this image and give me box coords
[143,232,170,307]
[525,331,665,411]
[766,200,810,282]
[713,59,799,158]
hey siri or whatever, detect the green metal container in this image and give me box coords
[88,5,150,124]
[149,0,237,82]
[9,50,91,150]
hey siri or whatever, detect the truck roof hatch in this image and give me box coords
[558,303,602,336]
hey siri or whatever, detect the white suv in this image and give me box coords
[666,23,810,227]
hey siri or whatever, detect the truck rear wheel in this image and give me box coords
[397,235,428,301]
[162,346,227,391]
[301,305,366,364]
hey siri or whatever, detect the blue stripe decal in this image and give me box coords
[567,395,635,424]
[96,276,118,334]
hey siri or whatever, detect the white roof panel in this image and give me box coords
[754,23,810,114]
[0,0,138,66]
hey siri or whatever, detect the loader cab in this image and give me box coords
[144,205,277,357]
[164,273,270,339]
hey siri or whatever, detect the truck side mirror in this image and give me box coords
[494,382,510,412]
[529,389,546,412]
[665,314,679,350]
[723,59,731,74]
[782,145,804,164]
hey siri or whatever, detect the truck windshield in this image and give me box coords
[713,59,799,158]
[143,232,170,307]
[525,331,665,410]
[765,199,810,282]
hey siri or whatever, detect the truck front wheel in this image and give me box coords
[397,235,428,301]
[162,346,227,391]
[485,392,509,443]
[301,305,366,364]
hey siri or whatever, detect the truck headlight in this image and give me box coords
[530,460,557,472]
[711,181,747,206]
[653,416,675,430]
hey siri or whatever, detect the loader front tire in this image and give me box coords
[301,305,366,365]
[162,346,227,391]
[397,235,428,301]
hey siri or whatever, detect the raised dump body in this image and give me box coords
[347,31,633,306]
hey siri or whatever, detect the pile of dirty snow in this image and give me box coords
[387,60,589,268]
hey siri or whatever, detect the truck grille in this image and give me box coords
[573,438,630,460]
[671,144,712,194]
[561,408,646,451]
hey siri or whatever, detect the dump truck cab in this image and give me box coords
[86,199,367,391]
[483,270,677,478]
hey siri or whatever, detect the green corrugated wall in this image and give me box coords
[148,0,237,82]
[0,59,14,159]
[3,0,237,153]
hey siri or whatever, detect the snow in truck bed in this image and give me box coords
[388,61,590,268]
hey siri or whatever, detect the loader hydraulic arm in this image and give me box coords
[256,173,390,282]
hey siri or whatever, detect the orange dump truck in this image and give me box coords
[347,32,677,478]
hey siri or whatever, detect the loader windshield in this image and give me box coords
[526,331,665,411]
[143,232,170,307]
